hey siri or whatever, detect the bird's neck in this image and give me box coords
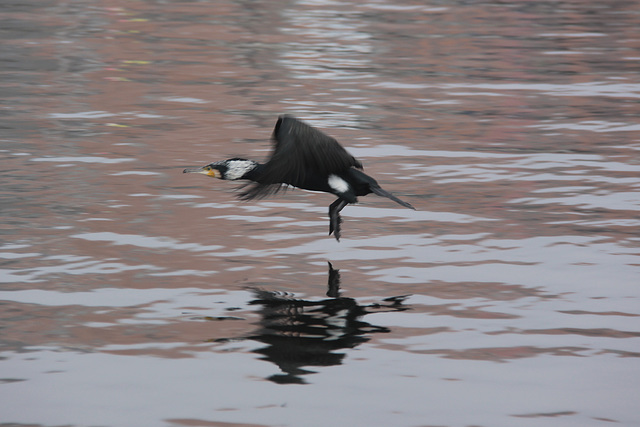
[242,162,266,182]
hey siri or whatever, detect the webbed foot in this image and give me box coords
[329,198,348,242]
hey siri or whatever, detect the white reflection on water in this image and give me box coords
[30,156,134,164]
[0,287,231,308]
[530,120,640,133]
[0,258,160,283]
[510,192,640,211]
[2,347,637,427]
[348,145,517,158]
[49,111,115,119]
[110,171,161,176]
[0,251,41,260]
[538,32,606,38]
[208,214,295,223]
[363,4,448,12]
[401,152,640,189]
[161,96,210,104]
[364,235,639,281]
[71,232,224,252]
[48,111,169,119]
[371,81,640,98]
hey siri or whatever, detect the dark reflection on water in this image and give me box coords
[215,263,409,384]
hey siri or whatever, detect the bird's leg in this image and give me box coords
[329,198,348,241]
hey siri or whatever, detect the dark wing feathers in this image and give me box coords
[238,181,287,200]
[240,116,362,200]
[275,115,362,173]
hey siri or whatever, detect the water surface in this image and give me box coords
[1,1,639,426]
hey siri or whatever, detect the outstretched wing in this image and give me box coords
[240,115,362,200]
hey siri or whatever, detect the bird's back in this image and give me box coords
[241,116,362,200]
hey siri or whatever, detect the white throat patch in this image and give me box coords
[328,174,350,194]
[224,160,256,180]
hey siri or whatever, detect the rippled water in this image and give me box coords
[2,1,639,426]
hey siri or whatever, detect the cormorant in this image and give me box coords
[183,115,414,240]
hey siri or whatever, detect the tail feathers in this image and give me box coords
[372,186,415,210]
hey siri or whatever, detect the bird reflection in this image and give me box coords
[244,262,409,384]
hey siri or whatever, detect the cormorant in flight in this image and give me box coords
[184,115,414,240]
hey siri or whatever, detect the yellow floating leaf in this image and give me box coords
[106,123,130,128]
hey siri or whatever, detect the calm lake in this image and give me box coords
[1,1,639,426]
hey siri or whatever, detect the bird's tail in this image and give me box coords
[372,186,415,210]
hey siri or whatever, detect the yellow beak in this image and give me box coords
[183,166,220,178]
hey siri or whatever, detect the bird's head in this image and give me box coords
[183,158,258,181]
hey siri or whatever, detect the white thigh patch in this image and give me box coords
[328,174,350,194]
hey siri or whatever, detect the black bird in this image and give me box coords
[183,115,415,240]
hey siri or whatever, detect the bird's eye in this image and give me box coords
[204,166,211,171]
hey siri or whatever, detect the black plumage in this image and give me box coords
[240,115,362,200]
[184,115,415,240]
